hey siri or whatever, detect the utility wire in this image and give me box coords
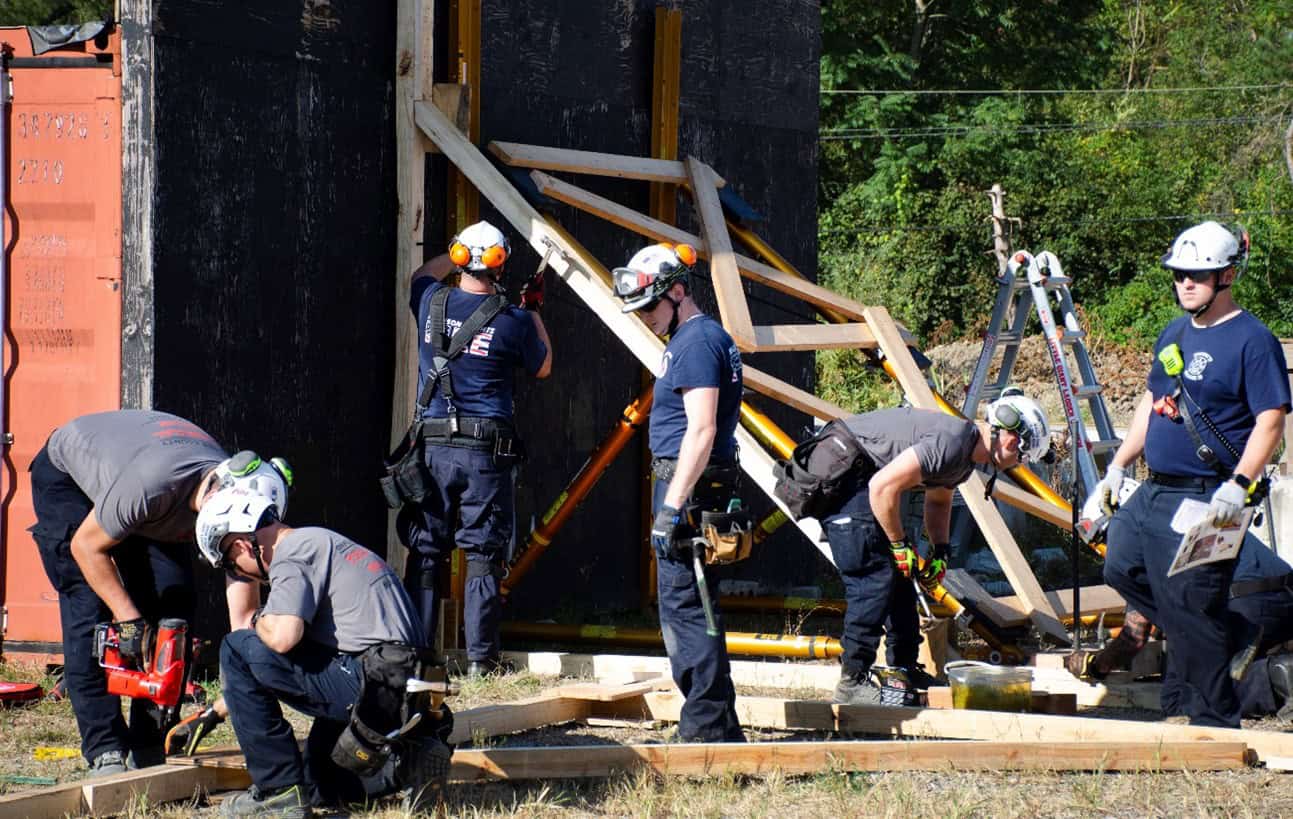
[820,115,1283,140]
[818,210,1293,238]
[820,83,1290,96]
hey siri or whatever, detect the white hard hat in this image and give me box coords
[612,243,697,312]
[448,220,510,272]
[196,487,277,568]
[987,387,1052,464]
[213,451,292,518]
[1161,221,1246,273]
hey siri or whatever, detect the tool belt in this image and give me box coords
[652,457,751,564]
[422,415,524,458]
[650,457,741,488]
[331,642,452,777]
[697,507,753,565]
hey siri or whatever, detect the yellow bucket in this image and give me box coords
[946,661,1032,712]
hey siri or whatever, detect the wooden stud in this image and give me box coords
[448,693,590,745]
[993,583,1127,622]
[861,306,1068,644]
[685,157,755,349]
[0,765,250,819]
[445,740,1248,781]
[750,323,879,352]
[489,143,702,185]
[649,6,684,222]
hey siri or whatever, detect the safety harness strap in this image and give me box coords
[420,288,507,426]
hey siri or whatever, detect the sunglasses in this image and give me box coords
[1171,268,1218,284]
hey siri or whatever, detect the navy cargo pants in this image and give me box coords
[822,477,921,676]
[1104,477,1240,727]
[28,445,193,766]
[220,630,368,804]
[399,442,512,661]
[652,478,744,742]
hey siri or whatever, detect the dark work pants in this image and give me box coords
[652,479,744,742]
[220,630,365,801]
[823,484,921,676]
[400,442,513,661]
[1104,480,1238,727]
[28,446,194,765]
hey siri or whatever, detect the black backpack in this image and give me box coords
[773,419,868,520]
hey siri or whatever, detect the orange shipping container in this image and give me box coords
[1,28,122,659]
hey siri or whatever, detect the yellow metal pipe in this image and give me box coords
[501,621,841,660]
[739,402,796,460]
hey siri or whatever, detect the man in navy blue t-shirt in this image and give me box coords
[400,221,552,676]
[1098,221,1290,727]
[613,242,745,742]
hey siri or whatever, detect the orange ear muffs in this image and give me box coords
[448,241,472,267]
[674,244,698,266]
[479,244,508,269]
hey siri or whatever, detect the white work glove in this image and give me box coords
[1096,464,1126,518]
[1208,479,1248,527]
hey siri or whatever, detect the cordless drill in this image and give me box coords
[94,617,193,727]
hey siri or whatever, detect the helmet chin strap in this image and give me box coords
[1172,270,1230,319]
[983,427,1001,500]
[662,294,682,337]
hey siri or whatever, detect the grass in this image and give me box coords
[8,658,1293,817]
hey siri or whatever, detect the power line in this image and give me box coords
[821,83,1290,96]
[820,115,1283,141]
[818,210,1293,239]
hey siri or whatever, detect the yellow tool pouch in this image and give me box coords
[700,509,754,565]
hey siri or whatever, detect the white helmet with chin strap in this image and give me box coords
[986,387,1052,464]
[195,487,278,568]
[212,451,293,517]
[1161,220,1249,317]
[612,243,698,318]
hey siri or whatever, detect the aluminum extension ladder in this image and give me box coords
[962,250,1120,496]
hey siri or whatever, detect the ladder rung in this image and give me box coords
[996,331,1021,344]
[1059,329,1087,343]
[1073,385,1103,399]
[1089,439,1122,454]
[1043,276,1072,289]
[979,385,1006,402]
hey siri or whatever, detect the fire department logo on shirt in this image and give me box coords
[1184,351,1213,381]
[660,351,672,377]
[443,318,495,358]
[727,344,742,383]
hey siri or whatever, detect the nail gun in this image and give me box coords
[93,617,197,729]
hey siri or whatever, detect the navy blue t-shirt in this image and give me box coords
[1145,311,1290,477]
[648,314,743,461]
[410,278,547,420]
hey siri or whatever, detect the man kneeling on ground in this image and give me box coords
[196,488,452,818]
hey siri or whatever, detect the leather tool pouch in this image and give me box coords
[380,423,432,509]
[700,508,754,565]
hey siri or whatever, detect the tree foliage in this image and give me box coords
[0,1,111,26]
[819,0,1293,351]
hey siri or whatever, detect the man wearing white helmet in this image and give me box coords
[27,410,236,775]
[397,221,552,677]
[195,488,448,817]
[1096,221,1290,728]
[792,391,1049,705]
[613,242,747,742]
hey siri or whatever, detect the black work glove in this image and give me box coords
[113,618,150,666]
[650,504,685,561]
[165,706,225,755]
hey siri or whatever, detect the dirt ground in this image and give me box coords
[7,662,1293,818]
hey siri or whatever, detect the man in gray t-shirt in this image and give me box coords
[195,488,442,815]
[29,410,229,774]
[811,395,1051,706]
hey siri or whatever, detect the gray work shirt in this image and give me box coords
[46,410,227,542]
[842,407,980,488]
[262,527,423,654]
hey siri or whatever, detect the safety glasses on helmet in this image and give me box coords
[612,266,655,301]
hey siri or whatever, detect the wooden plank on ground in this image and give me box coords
[448,693,590,745]
[488,142,711,186]
[637,692,1291,768]
[0,765,249,819]
[446,739,1248,781]
[1027,666,1163,710]
[994,584,1126,621]
[685,157,754,349]
[862,306,1068,644]
[750,323,879,352]
[491,650,845,692]
[553,677,672,702]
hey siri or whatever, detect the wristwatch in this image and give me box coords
[1231,472,1252,491]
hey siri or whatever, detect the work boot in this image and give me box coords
[1268,653,1293,721]
[88,749,127,777]
[220,784,312,819]
[398,735,454,814]
[466,656,510,679]
[128,745,166,770]
[832,669,882,706]
[903,664,945,691]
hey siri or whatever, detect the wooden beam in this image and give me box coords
[489,142,703,186]
[750,323,879,352]
[637,692,1287,768]
[861,306,1068,644]
[941,569,1030,628]
[0,765,249,819]
[743,366,847,422]
[994,479,1073,530]
[445,739,1248,781]
[529,171,892,332]
[448,693,590,745]
[994,583,1126,621]
[414,105,827,554]
[685,157,755,349]
[649,5,683,222]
